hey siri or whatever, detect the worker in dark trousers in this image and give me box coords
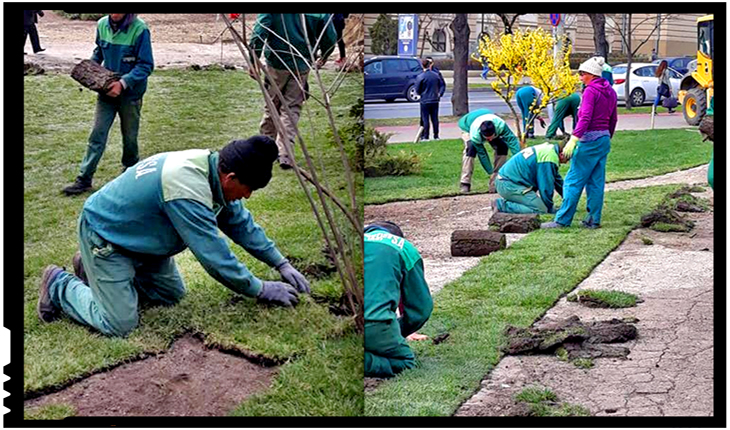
[332,14,349,67]
[24,10,45,54]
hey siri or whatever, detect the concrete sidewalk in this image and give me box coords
[374,113,693,144]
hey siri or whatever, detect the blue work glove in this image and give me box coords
[257,281,299,307]
[563,135,580,159]
[277,261,311,294]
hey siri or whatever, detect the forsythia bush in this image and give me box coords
[473,28,580,144]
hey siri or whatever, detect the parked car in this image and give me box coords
[651,57,694,75]
[364,56,423,102]
[612,63,682,106]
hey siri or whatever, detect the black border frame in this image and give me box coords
[7,2,726,427]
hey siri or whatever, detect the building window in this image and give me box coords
[432,28,447,52]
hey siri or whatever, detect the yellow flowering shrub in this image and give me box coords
[473,28,580,146]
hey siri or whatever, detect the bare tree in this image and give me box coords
[607,13,675,109]
[221,15,363,331]
[587,14,609,59]
[495,13,526,35]
[450,14,470,116]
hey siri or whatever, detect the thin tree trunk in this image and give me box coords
[587,14,609,60]
[624,14,633,109]
[450,14,470,116]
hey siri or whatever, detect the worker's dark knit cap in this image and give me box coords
[364,221,404,238]
[479,121,496,138]
[218,136,279,190]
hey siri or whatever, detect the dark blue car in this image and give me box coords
[364,56,423,102]
[652,57,694,75]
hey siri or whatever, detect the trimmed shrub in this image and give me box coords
[369,14,398,56]
[364,126,421,177]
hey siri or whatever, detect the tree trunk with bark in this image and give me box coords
[624,14,633,109]
[488,212,541,233]
[450,230,506,256]
[450,14,470,117]
[587,14,609,60]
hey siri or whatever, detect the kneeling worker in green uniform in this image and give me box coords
[493,142,566,214]
[38,136,309,337]
[364,221,433,377]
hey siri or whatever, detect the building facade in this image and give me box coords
[364,13,705,60]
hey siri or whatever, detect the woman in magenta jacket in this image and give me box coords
[542,56,618,229]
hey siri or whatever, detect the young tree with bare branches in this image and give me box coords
[607,13,675,109]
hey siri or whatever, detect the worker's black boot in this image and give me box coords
[63,177,92,196]
[38,265,63,323]
[72,251,89,285]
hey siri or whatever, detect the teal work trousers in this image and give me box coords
[78,95,143,183]
[555,135,611,226]
[49,214,185,337]
[364,321,415,378]
[495,177,549,214]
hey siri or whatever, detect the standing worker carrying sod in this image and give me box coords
[39,136,310,337]
[250,13,337,169]
[545,92,580,140]
[542,57,617,229]
[458,109,521,194]
[63,13,154,196]
[364,221,433,378]
[415,57,446,141]
[493,142,565,214]
[515,86,547,139]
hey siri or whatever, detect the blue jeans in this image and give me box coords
[78,95,143,183]
[495,177,549,214]
[49,214,185,337]
[555,135,611,226]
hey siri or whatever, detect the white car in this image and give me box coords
[612,63,682,106]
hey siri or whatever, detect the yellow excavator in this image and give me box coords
[678,14,713,126]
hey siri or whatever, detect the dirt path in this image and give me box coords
[25,12,358,72]
[364,164,709,295]
[456,187,713,416]
[25,334,277,416]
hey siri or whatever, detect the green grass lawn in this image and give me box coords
[364,129,711,204]
[24,69,364,416]
[365,184,683,416]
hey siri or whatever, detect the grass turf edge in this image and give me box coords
[365,184,682,416]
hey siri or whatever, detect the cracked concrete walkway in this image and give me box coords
[455,187,714,417]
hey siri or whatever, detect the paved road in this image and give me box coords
[364,91,511,119]
[375,112,692,143]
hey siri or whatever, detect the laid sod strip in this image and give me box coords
[231,332,364,417]
[24,70,363,415]
[24,403,76,420]
[566,289,640,308]
[365,184,680,416]
[364,129,710,204]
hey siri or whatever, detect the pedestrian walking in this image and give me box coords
[63,13,154,196]
[542,56,618,230]
[23,10,45,54]
[415,57,445,141]
[653,60,675,114]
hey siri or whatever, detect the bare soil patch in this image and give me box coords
[27,12,362,72]
[25,334,278,417]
